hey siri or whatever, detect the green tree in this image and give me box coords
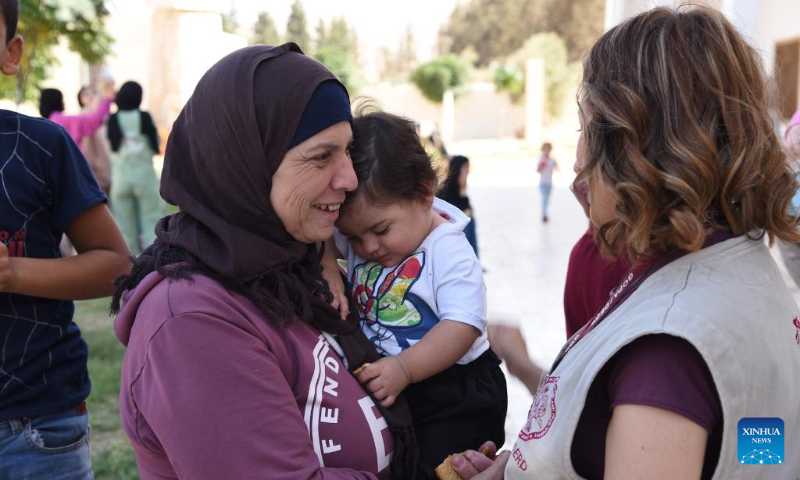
[313,48,361,94]
[498,32,578,117]
[493,64,524,103]
[379,25,416,83]
[285,0,311,52]
[251,11,280,46]
[314,19,327,51]
[0,0,112,104]
[327,18,357,54]
[439,0,604,65]
[537,0,604,61]
[439,0,538,67]
[410,55,469,103]
[221,3,238,35]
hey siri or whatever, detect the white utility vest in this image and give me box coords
[508,236,800,479]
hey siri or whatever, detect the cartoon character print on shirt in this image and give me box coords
[350,251,439,353]
[519,375,560,441]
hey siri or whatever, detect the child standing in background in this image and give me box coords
[325,108,507,470]
[537,142,558,222]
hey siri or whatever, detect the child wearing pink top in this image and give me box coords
[39,77,114,152]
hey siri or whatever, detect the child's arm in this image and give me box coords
[488,323,543,395]
[358,320,479,407]
[321,237,348,320]
[0,203,130,300]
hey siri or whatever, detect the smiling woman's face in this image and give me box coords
[270,121,357,243]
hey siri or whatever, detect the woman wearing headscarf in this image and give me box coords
[438,155,479,256]
[107,81,162,254]
[111,45,425,479]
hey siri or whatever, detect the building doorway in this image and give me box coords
[775,39,800,120]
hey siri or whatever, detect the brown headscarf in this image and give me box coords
[143,44,428,479]
[157,44,334,278]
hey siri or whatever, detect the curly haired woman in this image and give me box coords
[454,6,800,479]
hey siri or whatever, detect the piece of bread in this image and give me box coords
[353,363,370,376]
[434,454,462,480]
[434,446,492,480]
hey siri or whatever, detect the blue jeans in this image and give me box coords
[539,183,553,218]
[0,404,93,479]
[464,216,479,258]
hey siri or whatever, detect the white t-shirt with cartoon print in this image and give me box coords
[334,198,489,364]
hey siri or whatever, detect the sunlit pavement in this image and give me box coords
[468,182,800,450]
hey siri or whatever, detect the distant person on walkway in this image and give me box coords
[107,81,162,254]
[330,109,506,469]
[418,119,448,168]
[39,76,114,152]
[0,2,130,477]
[77,85,112,194]
[453,6,800,479]
[536,142,558,222]
[438,155,479,256]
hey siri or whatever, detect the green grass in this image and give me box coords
[74,297,139,479]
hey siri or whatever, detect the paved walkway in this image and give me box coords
[468,182,800,450]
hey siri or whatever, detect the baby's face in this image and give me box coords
[336,195,433,267]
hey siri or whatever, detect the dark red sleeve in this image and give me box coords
[607,334,722,433]
[563,227,630,338]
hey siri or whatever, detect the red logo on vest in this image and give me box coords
[519,375,559,441]
[793,317,800,347]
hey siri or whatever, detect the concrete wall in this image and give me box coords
[359,82,526,140]
[759,0,800,74]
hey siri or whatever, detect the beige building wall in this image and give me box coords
[360,82,526,140]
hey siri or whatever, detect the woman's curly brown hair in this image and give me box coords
[577,6,800,262]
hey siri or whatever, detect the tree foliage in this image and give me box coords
[313,48,361,95]
[285,0,311,52]
[251,11,280,46]
[496,32,580,117]
[439,0,604,65]
[221,3,238,34]
[0,0,112,104]
[311,17,360,94]
[438,0,538,67]
[410,55,468,103]
[379,25,417,83]
[315,17,357,55]
[538,0,604,62]
[493,64,524,103]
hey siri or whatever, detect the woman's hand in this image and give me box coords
[357,356,412,407]
[450,441,510,479]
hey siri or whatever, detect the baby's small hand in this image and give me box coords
[357,356,412,407]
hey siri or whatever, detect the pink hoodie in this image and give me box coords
[114,272,394,479]
[48,97,112,151]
